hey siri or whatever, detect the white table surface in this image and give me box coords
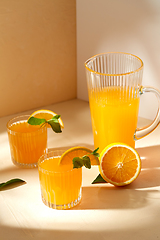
[0,99,160,240]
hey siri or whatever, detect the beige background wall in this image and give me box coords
[0,0,76,117]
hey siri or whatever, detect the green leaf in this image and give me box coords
[91,173,107,184]
[92,147,100,157]
[0,178,26,190]
[28,115,62,133]
[72,148,100,170]
[52,115,61,120]
[82,155,91,169]
[73,157,83,168]
[28,116,46,125]
[48,120,62,133]
[47,115,62,133]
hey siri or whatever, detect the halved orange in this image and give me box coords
[29,109,64,128]
[59,146,100,166]
[99,143,141,186]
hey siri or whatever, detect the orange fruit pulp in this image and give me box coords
[99,143,141,186]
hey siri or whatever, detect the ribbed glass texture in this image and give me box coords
[85,52,160,150]
[85,52,143,99]
[7,115,47,168]
[38,150,82,210]
[85,52,144,152]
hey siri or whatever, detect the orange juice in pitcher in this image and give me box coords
[89,86,140,152]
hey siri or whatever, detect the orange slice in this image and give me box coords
[29,109,64,128]
[59,146,100,166]
[99,143,141,186]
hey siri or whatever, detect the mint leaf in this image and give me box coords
[28,116,46,125]
[48,120,62,133]
[72,148,100,169]
[92,147,100,157]
[92,173,107,184]
[73,157,83,168]
[82,155,91,169]
[51,115,61,120]
[73,156,91,169]
[47,115,62,133]
[27,115,62,133]
[0,178,26,190]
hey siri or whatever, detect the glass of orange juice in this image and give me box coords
[85,52,160,152]
[7,115,47,168]
[38,150,82,210]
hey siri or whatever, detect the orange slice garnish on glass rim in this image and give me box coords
[99,143,141,186]
[59,146,100,166]
[29,109,64,128]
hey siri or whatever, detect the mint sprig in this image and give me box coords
[72,147,99,169]
[0,178,26,190]
[27,115,62,133]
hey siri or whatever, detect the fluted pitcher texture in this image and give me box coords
[85,52,160,152]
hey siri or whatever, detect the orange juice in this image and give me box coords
[7,115,47,168]
[88,86,140,152]
[38,151,82,209]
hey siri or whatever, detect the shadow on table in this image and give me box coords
[73,186,154,210]
[1,223,159,240]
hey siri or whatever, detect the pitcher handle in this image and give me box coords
[134,86,160,141]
